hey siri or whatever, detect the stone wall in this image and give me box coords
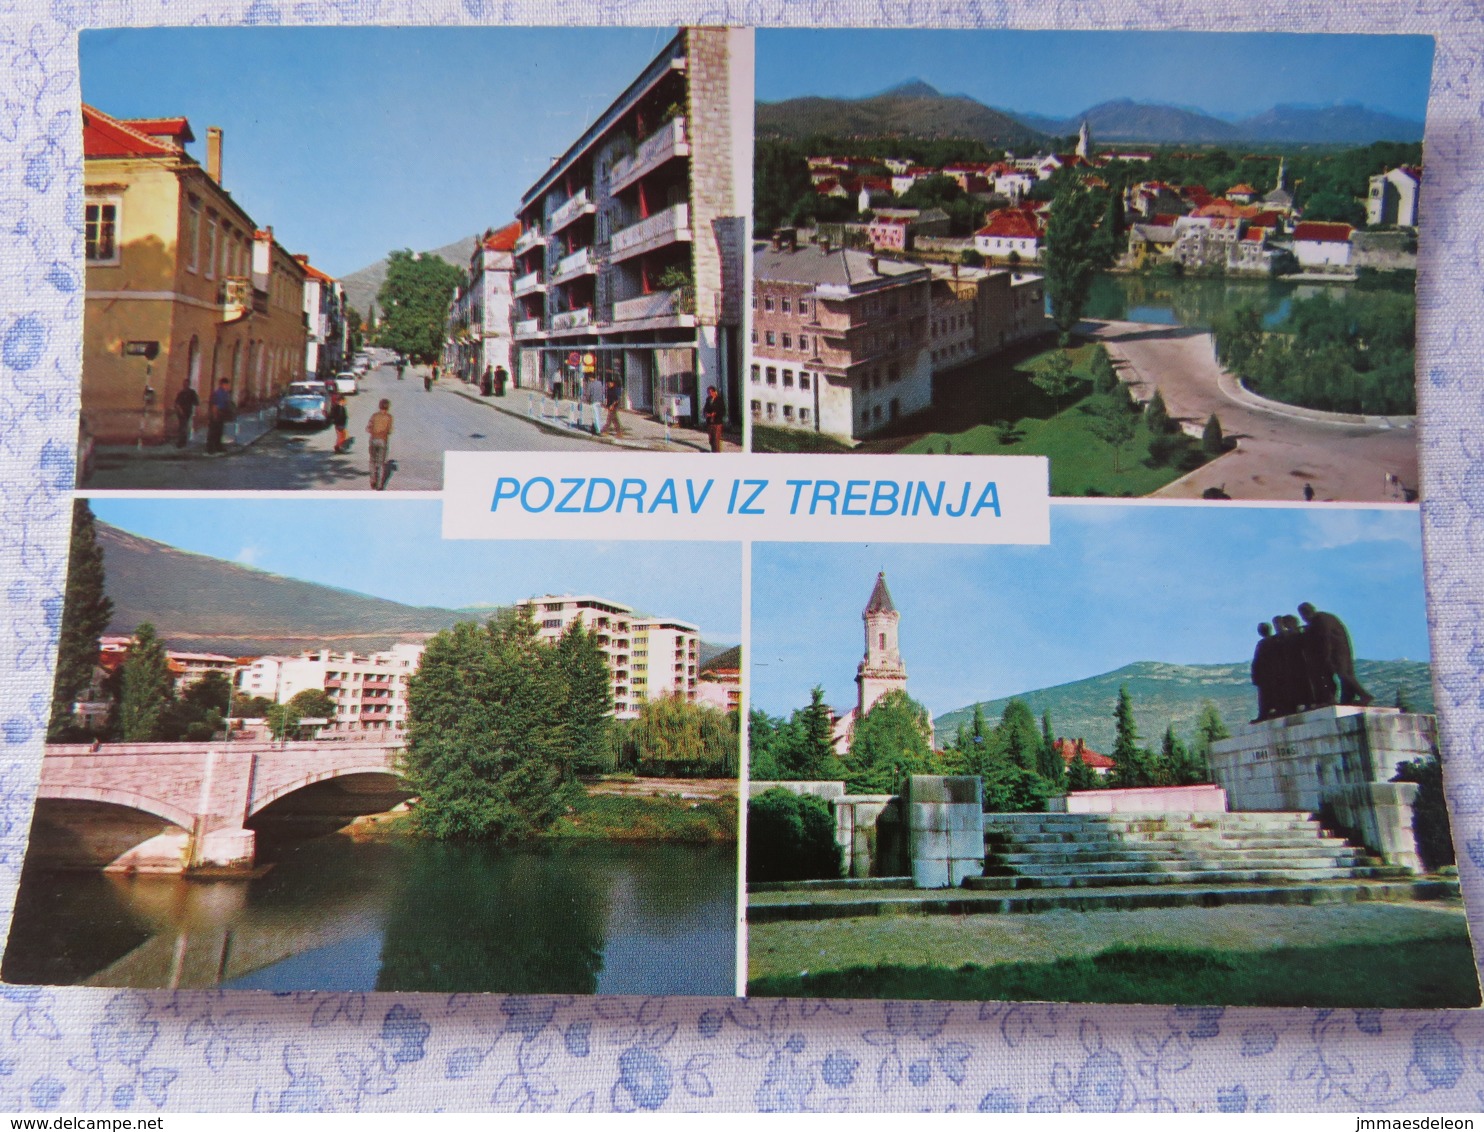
[1050,784,1228,813]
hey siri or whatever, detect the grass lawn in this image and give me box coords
[749,937,1481,1008]
[891,341,1207,496]
[751,423,854,453]
[544,791,737,844]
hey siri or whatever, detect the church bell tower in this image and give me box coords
[857,572,909,718]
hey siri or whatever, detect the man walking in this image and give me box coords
[366,398,394,490]
[702,386,725,453]
[206,378,233,454]
[602,376,625,438]
[330,392,350,453]
[172,382,199,448]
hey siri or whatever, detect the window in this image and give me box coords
[751,400,761,414]
[782,370,794,388]
[766,403,776,419]
[766,367,777,386]
[800,373,811,391]
[873,405,883,422]
[751,328,757,344]
[765,331,775,346]
[800,408,810,422]
[798,298,809,316]
[781,333,791,349]
[85,201,119,263]
[185,197,201,273]
[799,335,809,352]
[205,215,218,280]
[781,297,791,313]
[750,364,760,384]
[763,296,774,312]
[783,405,794,420]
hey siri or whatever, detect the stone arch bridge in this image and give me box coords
[38,739,407,873]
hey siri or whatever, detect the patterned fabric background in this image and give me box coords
[1,0,1482,1113]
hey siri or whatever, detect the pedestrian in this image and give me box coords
[330,393,350,452]
[495,365,508,396]
[702,386,725,453]
[1303,482,1315,502]
[481,365,494,397]
[206,378,234,454]
[431,365,439,383]
[602,376,625,438]
[395,358,405,381]
[172,382,199,448]
[582,372,602,434]
[366,397,394,490]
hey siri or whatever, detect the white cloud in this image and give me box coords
[1298,509,1421,552]
[235,544,263,567]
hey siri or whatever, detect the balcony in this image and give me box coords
[514,270,545,297]
[609,203,691,262]
[612,288,696,328]
[550,247,595,286]
[551,307,593,332]
[610,118,689,193]
[549,190,595,234]
[515,317,543,337]
[220,276,252,323]
[514,227,545,256]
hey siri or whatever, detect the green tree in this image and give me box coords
[554,619,615,778]
[1201,412,1227,457]
[1087,392,1138,473]
[403,609,576,841]
[344,305,364,357]
[622,694,737,777]
[160,670,235,742]
[1043,187,1109,343]
[748,709,785,780]
[1145,387,1173,435]
[112,623,173,741]
[266,688,338,741]
[1029,350,1082,413]
[1037,708,1066,790]
[994,698,1042,773]
[1187,700,1228,783]
[747,788,842,882]
[842,689,936,793]
[1088,344,1118,396]
[1109,685,1156,787]
[793,685,843,780]
[48,500,114,738]
[376,250,466,364]
[1066,746,1100,791]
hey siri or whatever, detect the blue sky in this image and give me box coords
[81,27,680,278]
[757,29,1434,123]
[751,504,1430,718]
[90,497,742,642]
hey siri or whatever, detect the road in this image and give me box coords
[1088,320,1419,503]
[89,361,603,491]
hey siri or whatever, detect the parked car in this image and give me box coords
[334,371,360,395]
[276,388,331,429]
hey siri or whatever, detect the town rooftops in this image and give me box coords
[292,256,337,285]
[83,103,189,158]
[755,238,931,293]
[482,221,522,252]
[863,572,897,616]
[1055,738,1114,770]
[1292,221,1354,243]
[1226,183,1257,196]
[976,208,1043,240]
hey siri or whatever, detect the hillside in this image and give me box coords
[756,81,1047,149]
[1233,104,1425,144]
[934,659,1435,752]
[98,524,736,662]
[1017,100,1423,145]
[339,234,479,318]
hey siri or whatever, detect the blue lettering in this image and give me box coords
[521,477,555,512]
[555,478,584,513]
[810,480,840,515]
[739,479,767,515]
[841,479,869,516]
[616,478,647,513]
[913,481,944,516]
[491,477,520,511]
[686,479,714,513]
[785,479,810,515]
[870,480,900,516]
[584,477,616,512]
[945,481,972,517]
[727,479,740,514]
[649,478,678,514]
[970,482,1002,518]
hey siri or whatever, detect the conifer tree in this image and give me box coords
[798,685,841,779]
[1159,724,1189,786]
[113,623,173,741]
[1066,746,1099,791]
[1110,685,1155,787]
[1089,344,1118,396]
[995,699,1042,773]
[1202,412,1226,457]
[554,618,615,779]
[1145,387,1173,435]
[1187,700,1228,784]
[1037,708,1066,789]
[49,500,114,738]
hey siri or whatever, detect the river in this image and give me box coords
[2,835,737,995]
[1084,272,1351,330]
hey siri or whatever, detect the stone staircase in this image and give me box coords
[967,811,1410,892]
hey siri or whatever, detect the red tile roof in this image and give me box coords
[1248,210,1282,229]
[293,255,336,284]
[1293,221,1354,243]
[83,103,185,158]
[976,208,1042,240]
[483,221,521,252]
[1226,183,1257,196]
[1151,213,1183,227]
[124,116,195,144]
[1055,738,1114,770]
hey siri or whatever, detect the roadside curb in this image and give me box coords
[94,413,281,463]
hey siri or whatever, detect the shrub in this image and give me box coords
[747,788,842,882]
[1393,755,1456,871]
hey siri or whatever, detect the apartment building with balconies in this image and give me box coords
[750,231,933,440]
[517,595,701,719]
[510,28,749,428]
[236,644,425,735]
[82,105,309,444]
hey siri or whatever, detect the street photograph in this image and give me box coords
[4,497,742,994]
[79,25,751,492]
[749,29,1430,503]
[746,504,1477,1007]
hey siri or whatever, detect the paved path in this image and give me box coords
[1086,320,1419,503]
[89,361,602,491]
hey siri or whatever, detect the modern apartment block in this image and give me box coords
[517,595,701,719]
[236,645,425,735]
[750,231,934,439]
[82,105,309,444]
[511,27,750,427]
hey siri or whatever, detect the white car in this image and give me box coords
[334,372,359,395]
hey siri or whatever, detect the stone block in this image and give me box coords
[949,826,984,859]
[948,858,985,886]
[902,775,981,806]
[912,857,951,889]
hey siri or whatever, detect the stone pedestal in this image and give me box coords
[1208,705,1435,869]
[902,775,984,889]
[834,795,899,878]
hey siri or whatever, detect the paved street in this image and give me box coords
[89,361,603,492]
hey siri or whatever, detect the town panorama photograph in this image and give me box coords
[748,29,1431,503]
[79,25,750,492]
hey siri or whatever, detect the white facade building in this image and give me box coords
[237,644,424,734]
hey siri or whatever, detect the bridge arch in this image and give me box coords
[37,783,196,831]
[247,763,412,820]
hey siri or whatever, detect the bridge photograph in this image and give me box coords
[745,503,1478,1008]
[3,497,743,995]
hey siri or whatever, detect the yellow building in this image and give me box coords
[83,105,308,445]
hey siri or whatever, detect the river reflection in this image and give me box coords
[2,835,737,995]
[1084,272,1350,330]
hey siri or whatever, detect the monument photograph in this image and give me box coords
[4,496,742,995]
[746,503,1476,1006]
[748,28,1429,505]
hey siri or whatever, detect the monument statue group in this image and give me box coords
[1250,602,1374,721]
